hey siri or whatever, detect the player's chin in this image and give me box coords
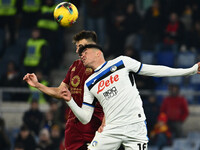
[82,61,88,67]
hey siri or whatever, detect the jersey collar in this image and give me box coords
[94,61,107,72]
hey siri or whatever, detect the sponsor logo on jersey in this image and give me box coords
[72,67,76,71]
[97,74,119,94]
[86,60,125,90]
[71,75,80,87]
[92,141,98,147]
[92,79,97,85]
[103,86,118,100]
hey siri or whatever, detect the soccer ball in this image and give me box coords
[54,2,78,27]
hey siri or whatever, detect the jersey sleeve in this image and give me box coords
[82,82,96,107]
[63,65,73,84]
[139,64,198,77]
[122,56,142,73]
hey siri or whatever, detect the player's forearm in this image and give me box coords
[139,64,198,77]
[35,83,61,99]
[66,98,94,124]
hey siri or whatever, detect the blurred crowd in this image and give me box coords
[1,0,200,86]
[1,0,200,94]
[0,98,67,150]
[1,0,200,150]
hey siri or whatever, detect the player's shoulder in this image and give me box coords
[73,59,84,65]
[114,55,132,61]
[110,55,135,64]
[108,55,125,63]
[70,59,85,68]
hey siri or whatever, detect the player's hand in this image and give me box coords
[97,124,105,133]
[97,117,105,133]
[197,62,200,74]
[23,73,39,88]
[60,87,71,102]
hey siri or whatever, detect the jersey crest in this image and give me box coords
[71,75,80,87]
[110,65,117,72]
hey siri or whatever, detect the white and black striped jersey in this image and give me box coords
[83,56,146,126]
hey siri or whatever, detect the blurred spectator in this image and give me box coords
[150,113,172,149]
[50,125,62,150]
[0,117,10,150]
[23,99,44,136]
[124,46,140,61]
[184,21,200,51]
[0,61,23,87]
[14,124,36,150]
[156,12,185,52]
[28,70,50,104]
[37,0,63,68]
[107,1,127,57]
[43,111,55,131]
[20,0,41,29]
[0,61,28,101]
[0,0,18,46]
[135,75,156,91]
[135,75,156,101]
[191,1,200,23]
[37,0,58,32]
[160,84,189,138]
[143,94,160,136]
[159,0,185,17]
[135,0,154,15]
[22,27,49,74]
[36,128,53,150]
[142,0,164,50]
[180,4,193,31]
[49,100,65,131]
[83,0,111,47]
[124,1,142,50]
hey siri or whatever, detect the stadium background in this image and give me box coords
[0,0,200,150]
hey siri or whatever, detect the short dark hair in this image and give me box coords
[72,30,97,44]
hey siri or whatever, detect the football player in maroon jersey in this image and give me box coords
[23,30,104,150]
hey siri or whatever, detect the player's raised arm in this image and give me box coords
[23,73,39,87]
[138,63,199,77]
[23,73,67,99]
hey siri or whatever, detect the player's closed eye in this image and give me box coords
[78,44,84,48]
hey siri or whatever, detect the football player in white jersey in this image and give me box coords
[60,44,200,150]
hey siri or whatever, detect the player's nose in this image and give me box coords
[75,48,79,54]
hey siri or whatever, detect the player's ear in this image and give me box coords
[96,50,101,56]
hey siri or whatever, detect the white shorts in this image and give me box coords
[88,121,149,150]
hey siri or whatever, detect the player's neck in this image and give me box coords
[93,59,106,70]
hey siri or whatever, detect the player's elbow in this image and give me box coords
[78,112,92,125]
[78,105,94,124]
[82,120,90,125]
[80,117,91,125]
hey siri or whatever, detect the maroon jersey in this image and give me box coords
[63,59,104,150]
